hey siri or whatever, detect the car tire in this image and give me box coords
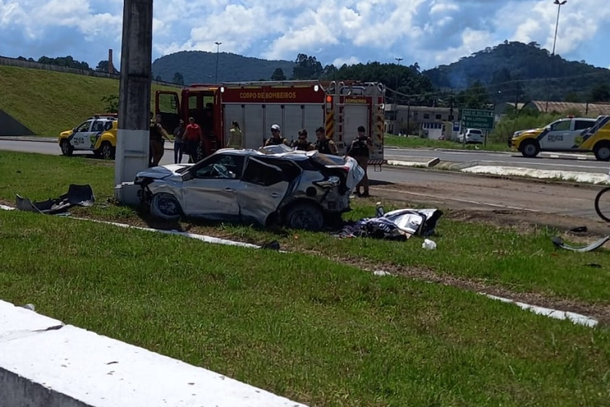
[100,142,115,160]
[284,202,324,231]
[150,193,182,221]
[60,140,73,156]
[594,142,610,161]
[520,140,540,158]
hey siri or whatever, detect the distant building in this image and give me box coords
[385,104,459,139]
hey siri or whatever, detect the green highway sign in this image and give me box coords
[461,109,494,130]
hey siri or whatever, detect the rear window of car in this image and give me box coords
[468,129,482,134]
[574,120,594,130]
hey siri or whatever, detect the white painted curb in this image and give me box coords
[0,300,307,407]
[387,157,440,168]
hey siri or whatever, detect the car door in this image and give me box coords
[540,120,571,150]
[237,157,291,225]
[572,120,595,148]
[88,120,106,149]
[71,120,94,150]
[180,154,245,220]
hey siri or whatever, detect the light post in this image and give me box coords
[214,41,222,83]
[546,0,567,111]
[394,57,403,134]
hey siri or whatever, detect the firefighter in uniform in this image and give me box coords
[314,126,338,155]
[264,124,289,147]
[346,125,373,197]
[291,129,315,151]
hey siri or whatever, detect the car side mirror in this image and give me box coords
[182,172,193,181]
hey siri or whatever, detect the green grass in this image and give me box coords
[0,65,177,137]
[1,210,609,407]
[385,134,510,152]
[2,150,610,306]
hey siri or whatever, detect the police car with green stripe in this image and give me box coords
[510,115,610,160]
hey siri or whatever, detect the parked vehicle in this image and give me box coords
[134,147,365,231]
[155,80,387,166]
[457,128,484,144]
[510,115,610,160]
[58,114,118,159]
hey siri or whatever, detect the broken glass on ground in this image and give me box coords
[333,204,443,241]
[16,184,95,215]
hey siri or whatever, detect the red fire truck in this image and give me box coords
[155,80,387,165]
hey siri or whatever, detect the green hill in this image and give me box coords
[152,50,296,85]
[0,65,176,136]
[423,41,610,102]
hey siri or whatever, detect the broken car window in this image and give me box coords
[194,154,244,179]
[242,158,286,186]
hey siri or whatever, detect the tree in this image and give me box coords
[172,71,184,85]
[101,95,119,113]
[155,75,163,82]
[291,53,323,80]
[270,67,286,81]
[564,92,581,103]
[95,60,119,74]
[456,81,490,109]
[591,84,610,102]
[37,55,90,70]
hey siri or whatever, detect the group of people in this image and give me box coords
[263,123,373,197]
[148,113,207,167]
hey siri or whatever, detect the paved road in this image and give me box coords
[385,147,609,174]
[0,138,605,224]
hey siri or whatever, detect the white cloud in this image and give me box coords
[0,0,609,71]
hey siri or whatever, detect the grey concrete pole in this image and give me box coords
[114,0,154,204]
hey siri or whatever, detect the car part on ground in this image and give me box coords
[332,205,443,241]
[135,148,364,231]
[551,235,610,252]
[15,184,95,215]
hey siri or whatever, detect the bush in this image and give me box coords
[490,112,563,142]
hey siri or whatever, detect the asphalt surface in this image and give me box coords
[0,137,606,223]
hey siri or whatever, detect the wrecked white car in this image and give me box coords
[134,148,364,230]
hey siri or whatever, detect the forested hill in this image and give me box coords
[151,51,295,85]
[422,41,610,102]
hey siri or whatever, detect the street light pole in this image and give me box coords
[394,57,403,135]
[214,41,222,83]
[545,0,567,112]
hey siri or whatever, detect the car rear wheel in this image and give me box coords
[520,140,540,158]
[60,140,73,156]
[284,202,324,231]
[150,193,182,221]
[100,142,115,160]
[594,142,610,161]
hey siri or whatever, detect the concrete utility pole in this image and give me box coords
[545,0,567,112]
[114,0,154,204]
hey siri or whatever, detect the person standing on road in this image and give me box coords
[314,126,338,155]
[173,119,185,163]
[346,125,373,197]
[149,113,171,167]
[227,121,243,149]
[183,117,203,163]
[291,129,315,151]
[264,124,289,147]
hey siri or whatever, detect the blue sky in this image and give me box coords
[1,0,609,71]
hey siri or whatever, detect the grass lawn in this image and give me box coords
[1,210,609,407]
[385,134,511,152]
[0,65,177,137]
[1,151,609,308]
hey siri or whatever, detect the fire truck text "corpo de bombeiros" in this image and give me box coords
[238,91,298,99]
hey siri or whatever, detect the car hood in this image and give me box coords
[59,130,73,138]
[136,164,193,180]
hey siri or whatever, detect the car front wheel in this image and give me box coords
[60,140,73,156]
[284,202,324,231]
[100,142,115,160]
[150,193,182,221]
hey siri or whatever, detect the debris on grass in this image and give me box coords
[15,184,95,215]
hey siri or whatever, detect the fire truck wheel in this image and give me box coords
[520,140,540,158]
[594,142,610,161]
[60,140,73,156]
[100,142,116,160]
[284,202,324,231]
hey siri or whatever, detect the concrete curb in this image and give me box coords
[0,136,177,151]
[387,157,440,168]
